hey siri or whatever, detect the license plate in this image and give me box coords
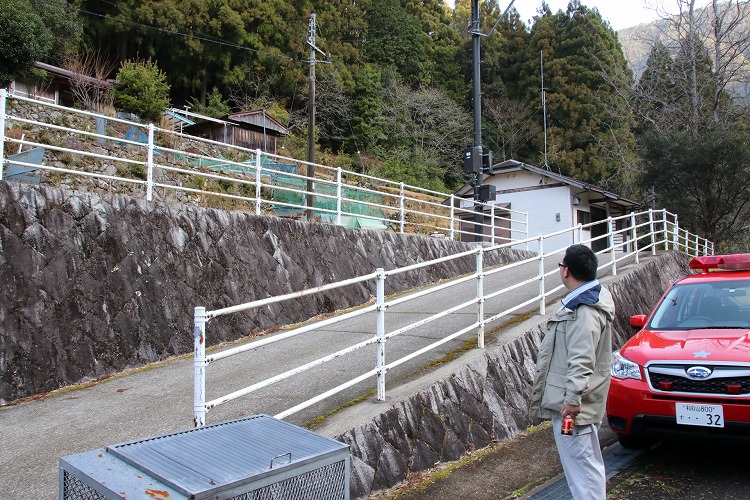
[675,403,724,428]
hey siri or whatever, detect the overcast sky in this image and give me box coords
[447,1,705,31]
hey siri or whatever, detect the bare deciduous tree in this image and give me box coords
[483,96,539,163]
[630,1,750,250]
[64,50,117,112]
[641,0,750,133]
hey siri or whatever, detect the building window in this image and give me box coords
[577,210,591,226]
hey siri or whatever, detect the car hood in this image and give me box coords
[621,328,750,364]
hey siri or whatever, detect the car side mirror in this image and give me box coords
[630,315,647,328]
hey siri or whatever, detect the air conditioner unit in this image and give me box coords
[60,414,350,500]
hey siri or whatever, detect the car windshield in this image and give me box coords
[648,279,750,330]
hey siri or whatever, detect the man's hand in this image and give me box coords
[562,403,581,418]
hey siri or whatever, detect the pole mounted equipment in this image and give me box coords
[468,0,514,241]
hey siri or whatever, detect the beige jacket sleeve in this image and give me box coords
[563,305,603,406]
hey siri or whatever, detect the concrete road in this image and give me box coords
[0,249,637,499]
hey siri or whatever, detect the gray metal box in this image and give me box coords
[59,414,350,500]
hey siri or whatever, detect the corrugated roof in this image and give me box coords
[226,110,289,135]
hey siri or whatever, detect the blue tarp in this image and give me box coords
[5,147,44,184]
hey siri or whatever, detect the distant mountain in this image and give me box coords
[617,21,668,81]
[616,2,750,99]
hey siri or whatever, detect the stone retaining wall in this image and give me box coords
[0,181,529,402]
[336,251,690,497]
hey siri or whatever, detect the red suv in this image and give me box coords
[607,254,750,448]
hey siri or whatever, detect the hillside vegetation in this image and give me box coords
[4,0,750,250]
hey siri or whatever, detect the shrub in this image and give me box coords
[0,0,52,86]
[113,59,170,123]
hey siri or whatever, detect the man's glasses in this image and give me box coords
[558,262,567,268]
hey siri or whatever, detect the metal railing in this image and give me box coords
[192,208,712,426]
[0,90,715,426]
[0,89,528,243]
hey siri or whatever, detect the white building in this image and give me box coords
[451,159,641,254]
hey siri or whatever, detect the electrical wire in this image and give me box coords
[75,7,295,62]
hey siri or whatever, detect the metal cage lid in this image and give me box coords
[105,414,349,496]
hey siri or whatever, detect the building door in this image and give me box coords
[590,207,608,252]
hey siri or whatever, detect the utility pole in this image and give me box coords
[462,0,514,243]
[306,13,325,221]
[471,0,483,242]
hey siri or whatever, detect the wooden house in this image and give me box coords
[6,62,112,108]
[182,110,289,155]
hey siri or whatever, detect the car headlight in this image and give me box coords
[611,350,642,380]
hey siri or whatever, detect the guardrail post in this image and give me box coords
[375,268,386,401]
[449,194,456,240]
[146,123,155,201]
[631,213,639,264]
[399,183,406,234]
[673,215,679,250]
[194,306,207,427]
[648,209,655,255]
[490,208,496,245]
[694,234,699,257]
[476,246,485,348]
[0,89,6,181]
[681,228,687,253]
[608,217,617,276]
[336,167,343,226]
[538,235,546,315]
[255,149,262,215]
[525,214,530,251]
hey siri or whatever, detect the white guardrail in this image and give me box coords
[191,209,712,426]
[0,90,714,427]
[0,89,527,243]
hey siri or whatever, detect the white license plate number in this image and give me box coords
[675,403,724,428]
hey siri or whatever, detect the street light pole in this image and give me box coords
[471,0,483,243]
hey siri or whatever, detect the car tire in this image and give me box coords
[617,434,652,449]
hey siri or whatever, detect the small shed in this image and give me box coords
[183,110,289,155]
[6,61,112,108]
[452,159,642,252]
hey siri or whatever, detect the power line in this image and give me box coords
[76,8,295,62]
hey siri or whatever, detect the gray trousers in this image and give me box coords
[552,418,606,500]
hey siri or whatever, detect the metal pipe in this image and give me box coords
[608,217,617,276]
[193,306,207,427]
[538,235,546,315]
[0,89,7,181]
[255,149,262,215]
[476,245,485,348]
[376,268,386,401]
[146,124,154,201]
[399,182,406,234]
[336,167,342,226]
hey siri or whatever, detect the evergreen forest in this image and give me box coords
[2,0,750,250]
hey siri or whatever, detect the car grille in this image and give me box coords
[647,364,750,396]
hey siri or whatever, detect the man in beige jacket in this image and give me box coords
[529,244,614,500]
